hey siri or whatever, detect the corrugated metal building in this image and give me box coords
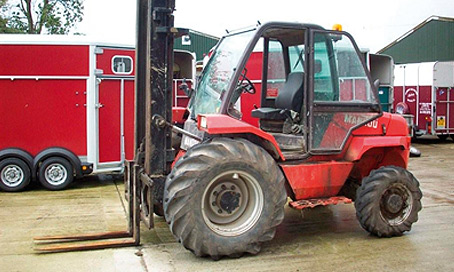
[378,16,454,64]
[174,29,219,61]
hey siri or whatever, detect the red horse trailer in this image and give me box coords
[394,61,454,139]
[0,35,194,191]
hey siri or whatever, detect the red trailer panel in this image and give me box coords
[0,45,89,76]
[394,62,454,137]
[0,36,195,191]
[0,79,87,156]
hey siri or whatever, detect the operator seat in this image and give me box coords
[251,72,304,131]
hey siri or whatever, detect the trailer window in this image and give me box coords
[112,56,133,74]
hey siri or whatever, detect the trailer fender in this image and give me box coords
[33,148,82,179]
[0,148,34,174]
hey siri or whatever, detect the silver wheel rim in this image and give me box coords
[1,164,24,187]
[201,170,264,237]
[379,183,413,226]
[44,163,68,186]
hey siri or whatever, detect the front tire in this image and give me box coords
[0,158,31,192]
[164,138,287,258]
[355,166,422,237]
[38,157,74,190]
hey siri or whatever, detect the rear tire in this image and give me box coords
[437,134,448,141]
[38,157,74,190]
[0,158,31,192]
[164,138,287,258]
[355,166,422,237]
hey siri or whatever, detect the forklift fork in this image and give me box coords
[33,161,148,253]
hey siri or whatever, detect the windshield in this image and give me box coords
[191,30,256,117]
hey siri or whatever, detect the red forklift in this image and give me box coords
[35,0,422,260]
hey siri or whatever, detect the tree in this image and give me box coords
[0,0,22,33]
[0,0,84,34]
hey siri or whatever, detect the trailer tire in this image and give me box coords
[38,157,74,190]
[355,166,422,237]
[164,138,287,259]
[0,158,31,192]
[437,134,448,141]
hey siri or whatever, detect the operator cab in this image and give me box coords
[188,22,381,158]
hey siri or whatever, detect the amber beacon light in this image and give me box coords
[332,24,343,31]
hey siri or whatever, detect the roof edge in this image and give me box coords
[377,15,454,54]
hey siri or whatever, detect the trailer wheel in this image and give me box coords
[355,166,422,237]
[164,138,287,259]
[38,157,74,190]
[0,158,31,192]
[437,134,448,141]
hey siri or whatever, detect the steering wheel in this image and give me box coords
[238,73,256,94]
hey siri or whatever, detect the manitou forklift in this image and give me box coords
[35,0,422,259]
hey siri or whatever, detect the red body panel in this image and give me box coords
[345,136,410,163]
[1,42,193,172]
[198,112,409,201]
[95,48,136,162]
[0,45,89,76]
[281,161,353,199]
[124,80,135,161]
[241,52,263,127]
[393,84,452,135]
[0,79,87,156]
[172,107,187,124]
[435,87,454,134]
[97,48,136,76]
[98,80,122,163]
[197,114,285,160]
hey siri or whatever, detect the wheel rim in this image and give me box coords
[44,163,68,186]
[1,164,24,187]
[201,170,264,237]
[379,183,413,226]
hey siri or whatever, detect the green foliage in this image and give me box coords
[0,0,84,34]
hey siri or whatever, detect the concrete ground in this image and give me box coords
[1,136,453,272]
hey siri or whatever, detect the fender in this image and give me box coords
[345,135,411,163]
[33,147,83,178]
[197,114,285,161]
[0,148,34,173]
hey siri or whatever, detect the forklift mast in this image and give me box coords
[135,0,176,226]
[136,0,175,175]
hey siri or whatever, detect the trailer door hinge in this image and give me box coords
[95,103,104,109]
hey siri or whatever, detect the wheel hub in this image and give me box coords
[202,170,264,236]
[1,165,23,186]
[45,164,67,185]
[379,183,413,226]
[210,182,243,216]
[219,191,241,214]
[385,194,404,214]
[49,167,63,180]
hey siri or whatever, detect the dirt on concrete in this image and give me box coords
[1,136,453,272]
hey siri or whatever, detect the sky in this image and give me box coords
[76,0,454,53]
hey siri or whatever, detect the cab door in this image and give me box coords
[308,30,381,153]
